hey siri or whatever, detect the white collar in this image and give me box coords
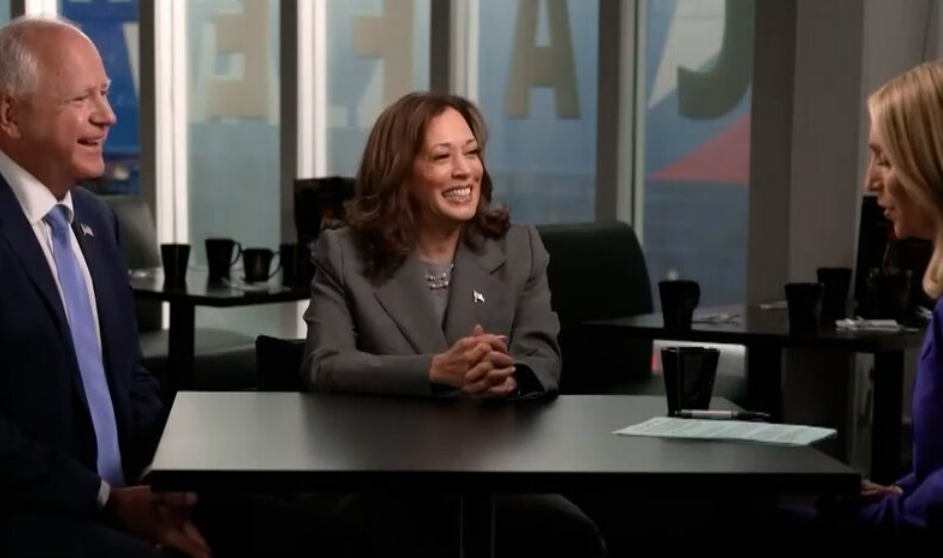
[0,147,74,226]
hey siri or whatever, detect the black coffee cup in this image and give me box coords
[243,248,281,283]
[817,267,852,325]
[160,243,190,289]
[659,280,700,331]
[205,238,243,282]
[661,347,720,415]
[785,282,823,334]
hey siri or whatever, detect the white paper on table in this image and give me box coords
[613,416,836,446]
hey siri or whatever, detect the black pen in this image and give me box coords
[673,409,771,421]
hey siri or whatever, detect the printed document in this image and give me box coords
[614,417,835,446]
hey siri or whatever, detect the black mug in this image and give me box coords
[659,280,700,331]
[205,238,243,282]
[661,347,720,415]
[816,267,852,325]
[160,243,190,289]
[785,282,823,334]
[243,248,281,283]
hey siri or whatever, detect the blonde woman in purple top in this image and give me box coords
[860,60,943,535]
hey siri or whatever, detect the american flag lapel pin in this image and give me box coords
[473,290,485,304]
[81,223,94,238]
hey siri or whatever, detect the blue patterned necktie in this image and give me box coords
[45,205,124,486]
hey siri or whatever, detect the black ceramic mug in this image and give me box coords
[243,248,281,283]
[659,280,701,331]
[160,243,190,289]
[205,238,243,282]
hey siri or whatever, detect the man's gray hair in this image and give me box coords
[0,15,86,97]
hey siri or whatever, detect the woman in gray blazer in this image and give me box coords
[302,93,560,400]
[301,92,605,557]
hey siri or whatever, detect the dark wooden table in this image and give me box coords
[129,269,309,396]
[149,392,859,558]
[584,304,926,483]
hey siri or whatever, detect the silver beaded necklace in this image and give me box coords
[425,263,454,290]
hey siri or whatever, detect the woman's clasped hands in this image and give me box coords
[430,324,517,398]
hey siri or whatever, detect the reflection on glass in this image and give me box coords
[187,0,284,337]
[641,0,753,306]
[60,0,140,195]
[478,0,598,225]
[325,0,431,175]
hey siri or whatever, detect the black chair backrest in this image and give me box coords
[855,195,890,303]
[101,195,162,332]
[537,221,653,320]
[255,335,306,392]
[537,221,654,393]
[294,176,355,248]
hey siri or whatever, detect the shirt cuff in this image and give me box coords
[507,363,548,401]
[97,479,111,510]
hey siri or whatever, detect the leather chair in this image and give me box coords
[102,195,258,392]
[536,221,746,402]
[294,176,355,245]
[536,221,655,394]
[255,335,306,392]
[290,176,355,288]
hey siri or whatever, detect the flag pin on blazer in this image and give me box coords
[81,223,94,238]
[473,290,485,304]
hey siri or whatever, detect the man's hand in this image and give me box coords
[108,485,213,558]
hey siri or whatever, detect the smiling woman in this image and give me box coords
[347,91,510,279]
[302,91,551,400]
[299,91,607,557]
[413,108,482,229]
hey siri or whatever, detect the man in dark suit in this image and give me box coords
[0,16,210,558]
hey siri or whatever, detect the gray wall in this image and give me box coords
[787,0,865,281]
[749,0,936,300]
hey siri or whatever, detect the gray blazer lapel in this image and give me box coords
[374,253,449,354]
[443,239,506,345]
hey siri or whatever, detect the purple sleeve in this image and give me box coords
[909,301,943,482]
[859,299,943,532]
[896,472,918,493]
[860,468,943,532]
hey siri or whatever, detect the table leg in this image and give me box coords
[746,346,783,421]
[871,350,904,484]
[460,493,494,558]
[166,302,196,401]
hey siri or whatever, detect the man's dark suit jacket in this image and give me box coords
[0,179,163,517]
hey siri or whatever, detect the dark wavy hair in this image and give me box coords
[347,91,510,279]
